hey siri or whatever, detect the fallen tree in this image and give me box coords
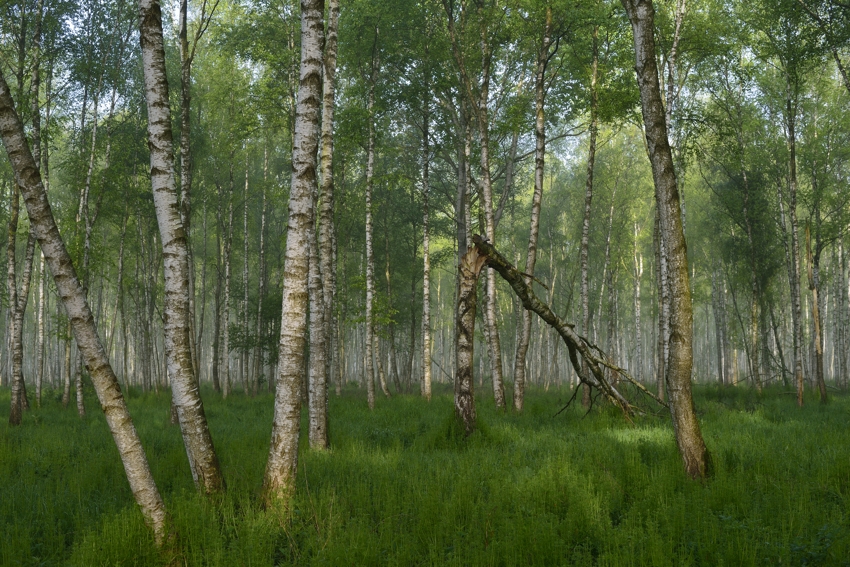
[471,235,665,419]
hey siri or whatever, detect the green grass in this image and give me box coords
[1,383,849,566]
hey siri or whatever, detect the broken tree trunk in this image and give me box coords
[472,235,663,417]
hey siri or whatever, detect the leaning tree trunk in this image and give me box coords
[139,0,224,494]
[621,0,710,479]
[263,0,323,508]
[514,6,553,412]
[472,236,658,415]
[0,65,169,544]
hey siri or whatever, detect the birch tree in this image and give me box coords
[264,0,324,507]
[139,0,224,494]
[621,0,710,479]
[0,65,169,544]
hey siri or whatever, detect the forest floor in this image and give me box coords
[1,381,848,566]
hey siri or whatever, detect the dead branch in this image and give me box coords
[472,235,668,419]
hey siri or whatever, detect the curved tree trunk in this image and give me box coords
[621,0,709,479]
[139,0,224,494]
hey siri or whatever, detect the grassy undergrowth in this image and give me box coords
[1,383,849,566]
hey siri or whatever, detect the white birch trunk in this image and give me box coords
[580,24,599,408]
[421,96,432,401]
[139,0,224,494]
[0,65,169,543]
[514,7,552,412]
[264,0,324,507]
[319,0,340,401]
[364,53,378,411]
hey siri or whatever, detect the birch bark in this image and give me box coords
[139,0,224,494]
[513,6,553,412]
[621,0,709,478]
[319,0,340,400]
[264,0,324,507]
[253,148,267,395]
[476,15,505,410]
[784,93,805,407]
[0,65,169,544]
[364,44,378,411]
[421,90,432,401]
[220,162,234,398]
[580,23,599,409]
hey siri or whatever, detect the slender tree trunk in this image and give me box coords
[13,233,36,417]
[806,225,827,402]
[711,267,726,385]
[654,207,668,401]
[784,92,805,406]
[221,161,234,398]
[263,0,323,508]
[319,0,340,404]
[242,159,250,394]
[308,193,328,447]
[621,0,710,478]
[633,221,643,380]
[580,23,599,409]
[476,18,505,410]
[364,48,378,410]
[0,67,170,543]
[139,0,224,494]
[62,322,71,406]
[514,6,553,412]
[254,147,268,395]
[421,89,433,401]
[32,0,44,409]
